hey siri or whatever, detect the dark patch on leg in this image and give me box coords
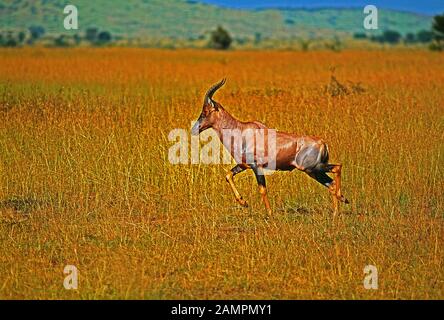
[251,164,266,187]
[308,171,334,188]
[251,163,272,215]
[231,165,245,176]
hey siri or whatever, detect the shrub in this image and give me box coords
[353,32,367,39]
[416,30,434,43]
[382,30,401,44]
[404,33,416,44]
[18,31,26,44]
[97,31,112,44]
[85,27,98,43]
[54,35,69,47]
[432,13,444,41]
[209,26,232,50]
[28,26,45,40]
[429,41,443,51]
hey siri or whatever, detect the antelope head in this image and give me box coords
[191,78,226,136]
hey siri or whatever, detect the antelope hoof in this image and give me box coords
[236,198,248,208]
[337,193,349,204]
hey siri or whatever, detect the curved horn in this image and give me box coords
[204,78,226,103]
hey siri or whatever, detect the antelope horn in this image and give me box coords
[205,78,226,103]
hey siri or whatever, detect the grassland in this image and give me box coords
[0,48,443,299]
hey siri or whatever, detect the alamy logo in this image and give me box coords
[63,265,79,290]
[363,5,378,30]
[169,124,277,173]
[363,265,378,290]
[64,5,79,30]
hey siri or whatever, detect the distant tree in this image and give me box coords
[28,25,45,41]
[18,31,26,44]
[254,32,262,45]
[382,30,401,44]
[0,34,4,46]
[429,41,443,51]
[299,39,311,52]
[85,27,98,43]
[404,33,416,44]
[370,34,384,43]
[5,32,17,47]
[73,33,81,45]
[209,26,232,50]
[353,32,367,39]
[416,30,434,43]
[97,31,112,44]
[432,13,444,41]
[325,36,342,52]
[235,37,247,45]
[54,35,69,47]
[429,13,444,51]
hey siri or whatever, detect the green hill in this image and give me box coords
[0,0,433,39]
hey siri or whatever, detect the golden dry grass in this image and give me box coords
[0,48,443,299]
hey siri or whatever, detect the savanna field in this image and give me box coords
[0,48,443,299]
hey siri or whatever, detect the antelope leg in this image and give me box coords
[251,164,272,216]
[225,164,249,207]
[330,164,343,217]
[307,166,348,217]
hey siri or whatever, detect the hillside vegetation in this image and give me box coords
[0,0,433,40]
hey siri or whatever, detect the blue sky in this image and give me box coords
[200,1,444,15]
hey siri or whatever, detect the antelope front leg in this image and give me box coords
[328,164,345,217]
[251,164,272,216]
[225,164,249,207]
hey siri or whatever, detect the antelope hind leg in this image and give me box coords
[251,164,272,216]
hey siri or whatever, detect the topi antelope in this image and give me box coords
[191,79,349,216]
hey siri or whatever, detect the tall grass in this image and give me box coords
[0,48,443,299]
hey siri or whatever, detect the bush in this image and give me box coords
[325,36,342,52]
[370,35,384,43]
[353,32,367,39]
[429,41,443,51]
[429,13,444,51]
[404,33,416,44]
[54,35,69,47]
[97,31,112,44]
[209,26,232,50]
[299,39,310,52]
[73,34,81,45]
[369,30,402,44]
[18,31,26,44]
[417,30,434,43]
[432,13,444,41]
[382,30,401,44]
[5,37,18,47]
[28,26,45,40]
[85,27,98,43]
[254,32,262,44]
